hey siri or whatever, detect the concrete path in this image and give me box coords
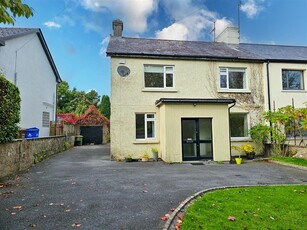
[0,145,306,230]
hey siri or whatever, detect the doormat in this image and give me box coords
[191,162,204,165]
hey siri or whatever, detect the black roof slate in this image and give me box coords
[107,36,307,63]
[0,27,61,82]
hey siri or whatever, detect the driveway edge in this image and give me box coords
[162,184,306,230]
[268,160,307,171]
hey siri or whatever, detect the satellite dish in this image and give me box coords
[117,66,130,77]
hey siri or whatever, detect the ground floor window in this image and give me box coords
[42,111,50,127]
[230,113,248,137]
[136,113,155,139]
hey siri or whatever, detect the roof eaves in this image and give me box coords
[36,29,62,83]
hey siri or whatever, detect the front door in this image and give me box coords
[182,118,213,161]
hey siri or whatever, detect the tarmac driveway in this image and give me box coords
[1,145,306,230]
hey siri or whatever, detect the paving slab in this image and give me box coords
[0,145,306,230]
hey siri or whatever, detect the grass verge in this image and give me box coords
[181,185,307,230]
[270,156,307,167]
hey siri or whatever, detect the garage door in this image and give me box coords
[80,126,103,145]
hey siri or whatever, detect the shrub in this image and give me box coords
[0,74,21,143]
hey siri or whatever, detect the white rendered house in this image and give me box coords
[0,28,61,137]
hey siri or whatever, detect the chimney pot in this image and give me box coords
[113,19,123,37]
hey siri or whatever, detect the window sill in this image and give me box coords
[231,137,251,142]
[218,89,251,93]
[133,140,160,144]
[281,90,307,93]
[142,88,178,93]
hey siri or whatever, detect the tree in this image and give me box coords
[0,0,33,25]
[0,73,21,143]
[99,95,110,119]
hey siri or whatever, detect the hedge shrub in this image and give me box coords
[0,73,21,143]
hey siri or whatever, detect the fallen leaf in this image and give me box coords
[177,213,183,220]
[29,223,36,228]
[11,212,16,215]
[65,209,71,212]
[270,216,275,220]
[71,223,81,227]
[143,190,148,193]
[176,220,182,224]
[161,216,169,221]
[170,208,175,212]
[0,185,4,188]
[49,203,54,206]
[165,214,170,218]
[13,206,22,209]
[228,216,236,221]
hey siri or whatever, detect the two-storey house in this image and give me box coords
[107,19,307,162]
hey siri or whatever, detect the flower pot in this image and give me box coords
[235,157,242,165]
[152,152,158,161]
[246,152,256,160]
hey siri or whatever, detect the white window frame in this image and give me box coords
[230,112,250,141]
[135,113,156,140]
[144,65,174,89]
[219,67,248,91]
[282,69,305,91]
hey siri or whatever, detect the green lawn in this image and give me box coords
[181,185,307,230]
[270,156,307,167]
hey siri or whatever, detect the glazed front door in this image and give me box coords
[182,118,213,161]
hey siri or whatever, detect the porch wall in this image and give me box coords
[161,103,231,162]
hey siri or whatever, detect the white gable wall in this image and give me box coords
[0,33,57,137]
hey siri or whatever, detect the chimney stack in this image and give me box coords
[215,27,240,44]
[112,19,123,37]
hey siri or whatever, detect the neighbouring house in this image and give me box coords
[107,19,307,162]
[0,28,61,137]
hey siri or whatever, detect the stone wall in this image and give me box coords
[290,145,307,159]
[0,136,74,180]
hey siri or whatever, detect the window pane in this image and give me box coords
[147,121,155,138]
[220,75,227,88]
[230,113,248,137]
[146,114,154,119]
[144,72,164,87]
[282,70,303,90]
[166,73,173,87]
[165,66,173,73]
[144,65,163,73]
[136,114,145,139]
[229,71,244,89]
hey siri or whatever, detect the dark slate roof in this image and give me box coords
[107,36,262,61]
[155,98,236,107]
[239,43,307,62]
[107,36,307,63]
[0,28,61,82]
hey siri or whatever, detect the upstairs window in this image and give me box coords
[220,68,247,90]
[282,70,304,90]
[136,113,155,139]
[144,65,174,88]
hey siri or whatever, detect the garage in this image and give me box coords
[80,126,103,145]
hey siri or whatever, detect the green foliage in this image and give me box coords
[0,74,21,143]
[250,124,271,154]
[57,81,102,115]
[270,156,307,167]
[99,95,110,119]
[0,0,33,24]
[63,141,72,150]
[181,185,307,230]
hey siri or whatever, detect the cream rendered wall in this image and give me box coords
[161,103,231,162]
[268,63,307,109]
[0,34,57,137]
[110,57,265,160]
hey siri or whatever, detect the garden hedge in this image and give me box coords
[0,73,21,143]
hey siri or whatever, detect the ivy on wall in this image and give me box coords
[0,73,21,143]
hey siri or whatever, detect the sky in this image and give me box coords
[2,0,307,98]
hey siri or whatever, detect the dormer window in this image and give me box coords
[144,65,174,88]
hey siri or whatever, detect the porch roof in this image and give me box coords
[155,98,236,107]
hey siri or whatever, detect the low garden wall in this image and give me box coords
[290,145,307,159]
[0,136,74,180]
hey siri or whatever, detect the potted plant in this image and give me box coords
[125,153,133,162]
[231,145,242,165]
[141,152,150,162]
[241,143,256,160]
[151,147,158,161]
